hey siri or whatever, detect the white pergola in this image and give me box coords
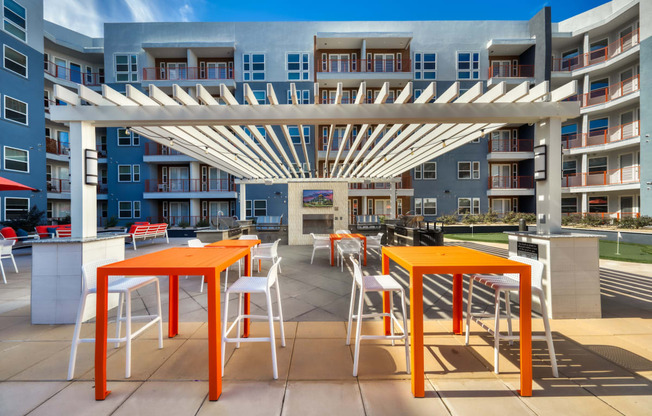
[50,80,580,238]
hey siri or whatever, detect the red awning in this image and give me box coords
[0,176,36,191]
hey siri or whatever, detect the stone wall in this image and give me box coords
[288,182,349,245]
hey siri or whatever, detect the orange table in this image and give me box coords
[95,246,251,402]
[330,233,367,266]
[206,239,261,337]
[381,246,532,397]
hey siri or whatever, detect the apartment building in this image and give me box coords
[0,0,646,227]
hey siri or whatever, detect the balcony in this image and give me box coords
[552,29,640,73]
[487,64,534,85]
[143,143,194,163]
[44,61,102,87]
[486,139,534,161]
[565,75,639,110]
[562,166,640,190]
[45,137,70,157]
[143,179,237,199]
[47,178,70,197]
[142,65,235,90]
[562,121,640,152]
[315,58,412,88]
[487,176,534,197]
[348,181,413,197]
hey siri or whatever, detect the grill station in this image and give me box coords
[217,217,243,238]
[387,215,444,246]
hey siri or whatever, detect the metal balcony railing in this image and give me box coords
[487,139,534,153]
[142,66,234,81]
[145,179,236,193]
[553,29,640,71]
[47,178,71,193]
[45,61,102,86]
[562,120,640,150]
[45,137,70,156]
[144,143,186,156]
[562,165,640,187]
[488,64,534,79]
[564,75,639,108]
[488,176,534,189]
[316,58,411,73]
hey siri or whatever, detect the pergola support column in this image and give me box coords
[70,121,98,239]
[390,182,397,219]
[239,184,246,220]
[534,118,562,234]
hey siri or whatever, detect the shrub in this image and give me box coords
[59,214,71,225]
[480,210,499,224]
[178,220,190,229]
[618,216,637,229]
[580,215,608,227]
[462,214,481,224]
[518,213,536,224]
[195,218,210,228]
[438,214,458,225]
[502,211,518,224]
[1,206,46,232]
[104,216,118,229]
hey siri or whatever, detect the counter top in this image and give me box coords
[506,231,607,239]
[32,233,128,244]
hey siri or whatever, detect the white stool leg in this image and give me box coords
[221,289,230,375]
[155,279,163,349]
[125,290,132,378]
[115,292,124,348]
[67,292,88,380]
[10,254,18,273]
[311,247,316,264]
[399,288,410,374]
[277,256,282,273]
[0,260,6,284]
[223,268,228,292]
[236,293,243,349]
[352,286,365,377]
[505,290,513,346]
[275,280,286,347]
[266,289,278,380]
[465,278,474,345]
[493,290,501,374]
[390,294,395,347]
[538,290,559,377]
[345,279,357,346]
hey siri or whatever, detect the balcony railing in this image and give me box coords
[45,61,102,86]
[562,165,640,187]
[487,139,534,153]
[97,184,108,194]
[563,211,640,220]
[349,182,407,190]
[145,179,235,193]
[488,64,534,79]
[316,58,411,73]
[45,137,70,156]
[142,66,234,81]
[144,143,186,156]
[488,176,534,189]
[562,120,640,150]
[47,178,71,193]
[553,29,640,72]
[148,216,211,227]
[565,75,639,108]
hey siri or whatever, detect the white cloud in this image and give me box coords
[44,0,198,37]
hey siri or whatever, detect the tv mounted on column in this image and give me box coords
[303,190,333,207]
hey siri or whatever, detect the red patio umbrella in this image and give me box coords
[0,176,36,191]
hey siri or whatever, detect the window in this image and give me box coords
[457,52,479,79]
[243,53,265,81]
[252,90,267,104]
[3,45,27,77]
[133,201,141,218]
[423,162,437,179]
[458,161,480,179]
[414,53,436,80]
[117,128,139,146]
[253,199,267,216]
[588,156,607,173]
[115,54,138,82]
[118,201,132,218]
[589,117,608,139]
[4,197,28,219]
[118,165,132,182]
[132,164,140,182]
[562,160,577,176]
[132,133,140,146]
[422,198,437,215]
[245,200,252,217]
[287,89,310,104]
[4,146,28,172]
[3,0,26,41]
[289,126,310,145]
[414,164,422,179]
[244,126,266,144]
[562,197,577,213]
[561,48,579,70]
[588,196,608,213]
[4,95,27,125]
[458,197,480,215]
[287,53,309,80]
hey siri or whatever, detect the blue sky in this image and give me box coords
[44,0,610,38]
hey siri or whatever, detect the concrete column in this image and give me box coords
[190,161,200,192]
[389,182,396,219]
[535,117,562,234]
[581,193,588,213]
[583,33,590,64]
[69,121,97,239]
[582,75,590,110]
[190,198,201,226]
[581,153,588,187]
[362,195,367,215]
[239,184,246,220]
[187,48,198,68]
[361,39,366,72]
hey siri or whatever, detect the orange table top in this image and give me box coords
[382,246,529,274]
[206,239,261,248]
[330,233,366,240]
[97,247,249,275]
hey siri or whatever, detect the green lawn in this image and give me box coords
[445,233,652,264]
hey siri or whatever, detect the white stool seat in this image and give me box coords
[251,239,281,274]
[362,274,402,292]
[226,276,268,293]
[337,238,362,272]
[471,274,524,291]
[98,276,159,292]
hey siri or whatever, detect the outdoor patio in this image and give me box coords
[1,238,652,415]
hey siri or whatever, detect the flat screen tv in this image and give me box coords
[303,190,333,208]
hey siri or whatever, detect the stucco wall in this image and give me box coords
[287,182,348,245]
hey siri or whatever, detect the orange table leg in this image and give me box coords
[452,273,463,335]
[519,266,532,397]
[169,275,179,338]
[363,238,367,266]
[243,253,251,338]
[382,253,391,335]
[410,270,425,397]
[95,269,110,400]
[206,268,223,401]
[330,237,335,266]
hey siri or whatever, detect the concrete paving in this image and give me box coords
[0,237,651,415]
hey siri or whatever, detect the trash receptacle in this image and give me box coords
[518,218,527,232]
